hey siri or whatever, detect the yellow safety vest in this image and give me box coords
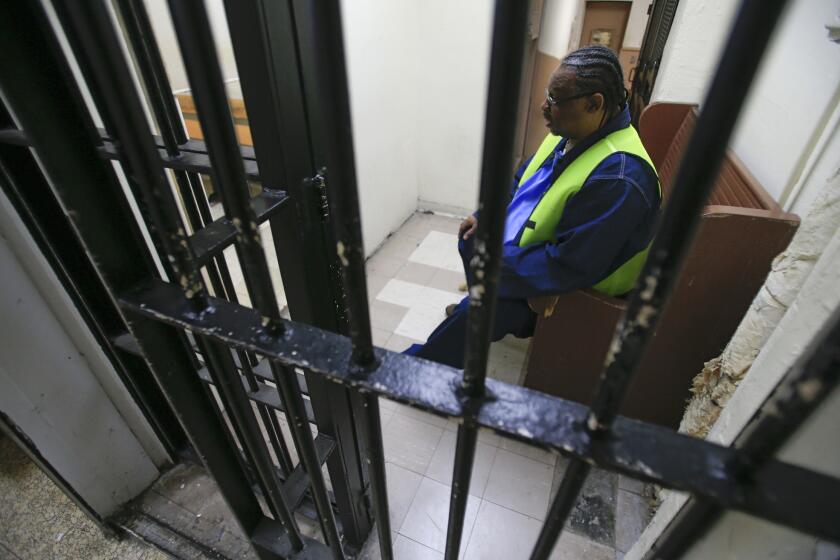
[518,126,659,296]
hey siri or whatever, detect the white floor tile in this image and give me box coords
[392,403,450,429]
[497,437,557,466]
[371,300,409,332]
[463,500,541,560]
[408,231,463,272]
[383,414,444,475]
[393,535,444,560]
[367,254,405,277]
[383,333,422,353]
[444,422,502,448]
[399,477,480,554]
[385,462,424,530]
[484,449,554,521]
[424,431,498,497]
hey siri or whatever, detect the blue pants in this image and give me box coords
[404,236,536,369]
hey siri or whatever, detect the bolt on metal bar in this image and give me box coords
[304,1,393,557]
[165,2,345,556]
[646,300,840,559]
[529,0,790,558]
[444,2,529,558]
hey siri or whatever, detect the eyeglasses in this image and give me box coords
[545,89,598,107]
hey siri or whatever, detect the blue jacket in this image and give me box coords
[497,105,660,299]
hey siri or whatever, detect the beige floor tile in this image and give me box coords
[424,431,498,497]
[484,449,554,521]
[395,262,439,285]
[399,477,480,554]
[427,268,467,293]
[372,327,392,347]
[383,333,422,352]
[367,254,405,277]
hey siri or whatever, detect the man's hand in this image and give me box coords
[459,215,477,240]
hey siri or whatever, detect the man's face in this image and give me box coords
[541,67,601,139]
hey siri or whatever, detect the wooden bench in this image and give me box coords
[522,102,800,428]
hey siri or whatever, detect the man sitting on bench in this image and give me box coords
[405,45,661,370]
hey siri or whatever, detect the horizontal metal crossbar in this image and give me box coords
[120,278,840,543]
[196,365,315,423]
[187,190,288,266]
[0,128,262,179]
[97,139,261,180]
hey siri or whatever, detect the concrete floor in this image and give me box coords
[0,434,167,560]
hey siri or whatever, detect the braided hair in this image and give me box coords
[560,45,627,118]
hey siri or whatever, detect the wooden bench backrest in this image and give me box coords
[639,102,782,213]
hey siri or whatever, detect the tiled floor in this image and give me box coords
[358,212,653,559]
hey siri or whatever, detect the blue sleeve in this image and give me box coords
[497,154,657,299]
[475,156,533,219]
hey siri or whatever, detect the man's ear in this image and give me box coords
[587,93,605,113]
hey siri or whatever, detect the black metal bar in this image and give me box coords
[200,340,303,548]
[531,460,591,559]
[187,190,288,267]
[196,365,316,422]
[444,424,478,560]
[306,0,373,366]
[529,1,790,557]
[51,0,207,308]
[98,141,262,180]
[304,1,393,556]
[445,2,530,558]
[119,278,840,544]
[167,2,346,556]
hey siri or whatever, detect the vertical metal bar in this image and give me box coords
[303,1,394,557]
[529,1,790,558]
[49,0,206,309]
[225,2,374,544]
[442,2,529,558]
[201,340,303,547]
[165,2,345,557]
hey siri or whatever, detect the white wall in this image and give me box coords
[415,0,495,216]
[539,0,582,58]
[0,191,163,516]
[340,0,422,254]
[623,0,651,49]
[651,0,840,212]
[141,0,238,92]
